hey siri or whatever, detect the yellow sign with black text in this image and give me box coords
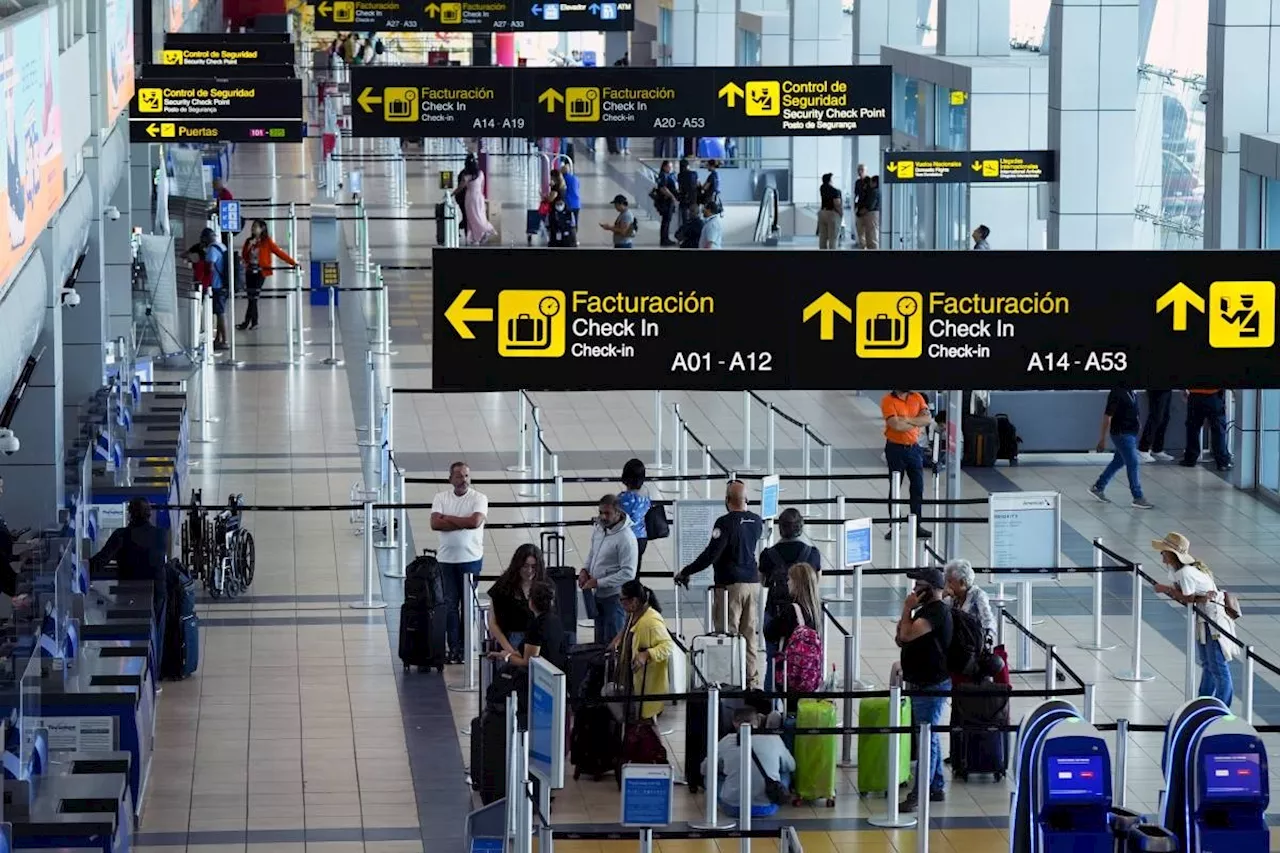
[1157,280,1275,349]
[883,150,1056,184]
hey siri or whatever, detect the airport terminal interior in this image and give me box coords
[4,0,1280,851]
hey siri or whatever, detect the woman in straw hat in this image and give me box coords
[1151,532,1237,706]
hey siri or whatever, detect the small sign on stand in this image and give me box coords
[621,762,673,853]
[218,199,242,234]
[843,516,872,568]
[760,474,780,521]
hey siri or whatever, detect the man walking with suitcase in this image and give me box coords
[430,462,490,664]
[675,480,765,689]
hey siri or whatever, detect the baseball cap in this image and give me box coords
[612,194,628,205]
[905,567,945,589]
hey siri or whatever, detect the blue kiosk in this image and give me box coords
[1158,698,1268,853]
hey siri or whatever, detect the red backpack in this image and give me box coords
[780,604,823,692]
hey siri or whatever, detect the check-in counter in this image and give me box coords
[7,773,131,853]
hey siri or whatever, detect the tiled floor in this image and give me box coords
[137,140,1280,853]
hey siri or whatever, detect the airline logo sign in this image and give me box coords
[349,65,892,138]
[431,249,1280,392]
[883,150,1057,184]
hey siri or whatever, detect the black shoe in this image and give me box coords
[1178,459,1198,467]
[901,789,918,812]
[884,530,893,541]
[917,527,932,540]
[930,788,946,802]
[248,321,259,330]
[1217,462,1234,471]
[236,321,250,331]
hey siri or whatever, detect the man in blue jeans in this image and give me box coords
[579,494,638,644]
[1089,388,1155,510]
[896,567,953,812]
[430,462,489,663]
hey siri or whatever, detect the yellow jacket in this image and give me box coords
[622,606,676,721]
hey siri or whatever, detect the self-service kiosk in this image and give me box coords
[1156,697,1270,853]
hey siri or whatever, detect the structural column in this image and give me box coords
[854,0,918,172]
[6,233,65,530]
[64,154,110,415]
[1204,1,1280,249]
[671,0,734,66]
[756,0,791,172]
[790,0,847,205]
[938,0,1011,56]
[1046,0,1138,249]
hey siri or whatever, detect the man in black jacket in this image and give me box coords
[90,498,168,626]
[676,480,765,688]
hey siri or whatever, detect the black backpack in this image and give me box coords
[677,216,704,248]
[404,550,445,609]
[995,414,1021,462]
[946,607,983,676]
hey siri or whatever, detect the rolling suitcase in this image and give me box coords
[962,415,1000,468]
[690,595,747,689]
[469,709,509,804]
[792,698,838,806]
[566,642,610,703]
[856,696,911,795]
[570,701,619,780]
[398,597,447,673]
[949,683,1011,781]
[162,560,199,680]
[542,532,579,645]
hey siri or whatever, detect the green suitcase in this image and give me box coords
[793,699,838,805]
[856,696,911,795]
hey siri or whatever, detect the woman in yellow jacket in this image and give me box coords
[239,218,299,331]
[611,579,676,723]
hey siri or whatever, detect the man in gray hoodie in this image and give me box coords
[578,494,639,644]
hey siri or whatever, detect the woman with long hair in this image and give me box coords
[486,581,567,673]
[1152,532,1238,705]
[462,158,497,245]
[486,543,547,657]
[238,218,298,330]
[612,580,675,724]
[763,562,822,702]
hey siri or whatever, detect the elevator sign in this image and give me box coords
[430,249,1280,391]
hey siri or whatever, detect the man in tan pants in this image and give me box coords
[675,480,766,688]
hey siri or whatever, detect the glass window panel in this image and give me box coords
[1011,0,1049,48]
[1263,179,1280,249]
[1261,390,1280,494]
[1146,0,1208,76]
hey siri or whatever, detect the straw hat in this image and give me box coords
[1151,532,1195,565]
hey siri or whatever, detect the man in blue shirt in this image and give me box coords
[698,201,723,249]
[560,162,581,228]
[200,228,230,351]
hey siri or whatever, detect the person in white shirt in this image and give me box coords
[702,707,794,815]
[698,200,723,249]
[430,462,489,664]
[1151,531,1237,706]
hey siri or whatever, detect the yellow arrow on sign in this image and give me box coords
[1155,282,1206,332]
[426,2,440,16]
[317,1,331,14]
[885,162,898,173]
[445,289,494,340]
[146,123,160,138]
[971,161,982,171]
[357,87,383,113]
[717,82,745,107]
[802,292,852,341]
[538,88,564,113]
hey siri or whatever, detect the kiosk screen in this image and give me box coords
[1046,755,1105,799]
[1204,754,1262,798]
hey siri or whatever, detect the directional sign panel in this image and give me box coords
[129,78,303,143]
[349,67,523,136]
[430,249,1280,391]
[523,67,714,137]
[884,150,1056,184]
[144,63,295,80]
[514,0,634,31]
[160,39,296,67]
[712,65,892,136]
[349,65,891,137]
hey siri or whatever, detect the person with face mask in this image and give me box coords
[895,567,953,811]
[579,494,639,644]
[546,196,577,247]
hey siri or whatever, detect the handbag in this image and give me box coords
[1221,589,1242,620]
[743,734,788,804]
[643,503,669,540]
[537,200,551,217]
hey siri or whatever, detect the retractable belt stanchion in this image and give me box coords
[738,723,752,853]
[890,479,902,572]
[1242,646,1256,723]
[521,406,542,498]
[359,351,377,448]
[765,404,777,476]
[840,634,856,768]
[290,204,310,343]
[223,231,244,368]
[915,722,931,853]
[702,446,713,499]
[1113,718,1129,808]
[651,390,669,470]
[852,561,869,688]
[679,428,690,500]
[1116,565,1154,682]
[350,502,388,610]
[322,286,343,365]
[814,442,835,543]
[1079,539,1115,651]
[829,496,850,601]
[385,467,408,579]
[1184,606,1198,699]
[660,404,683,494]
[689,684,734,830]
[1083,683,1097,723]
[1044,644,1058,692]
[282,277,297,364]
[869,681,915,828]
[450,579,478,693]
[507,392,530,472]
[504,694,519,843]
[741,391,754,471]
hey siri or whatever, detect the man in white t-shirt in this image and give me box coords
[430,462,489,664]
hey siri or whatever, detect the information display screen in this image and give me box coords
[1045,755,1105,800]
[1203,753,1263,799]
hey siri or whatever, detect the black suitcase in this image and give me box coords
[962,415,1000,468]
[950,683,1011,781]
[569,701,620,781]
[542,533,579,645]
[398,598,447,673]
[994,414,1021,463]
[405,549,445,608]
[566,642,611,703]
[470,710,509,804]
[435,202,447,245]
[162,560,199,680]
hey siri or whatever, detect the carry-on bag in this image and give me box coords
[949,682,1011,781]
[613,659,670,788]
[404,549,445,609]
[856,696,911,795]
[683,688,767,794]
[162,560,199,680]
[792,698,838,806]
[543,532,579,644]
[570,701,620,780]
[962,416,1000,468]
[469,709,509,804]
[398,596,447,673]
[690,593,747,689]
[566,642,611,703]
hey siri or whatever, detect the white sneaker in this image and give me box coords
[1154,451,1175,461]
[1139,451,1155,463]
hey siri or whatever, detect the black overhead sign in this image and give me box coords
[129,79,304,143]
[430,250,1280,391]
[158,32,291,42]
[350,65,892,138]
[310,0,632,32]
[883,150,1056,184]
[144,63,295,79]
[160,38,296,68]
